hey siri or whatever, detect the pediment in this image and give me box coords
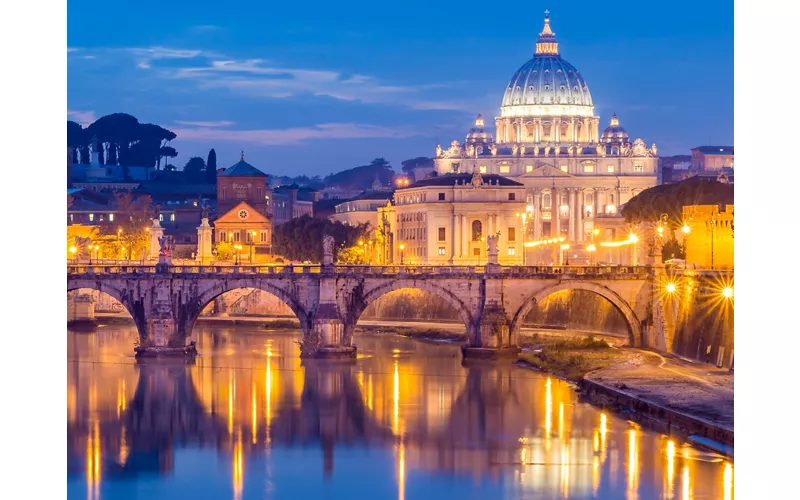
[521,164,574,178]
[214,202,269,224]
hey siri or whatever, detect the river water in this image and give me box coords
[67,323,733,500]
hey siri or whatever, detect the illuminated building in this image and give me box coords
[376,171,525,265]
[432,13,658,246]
[681,204,734,270]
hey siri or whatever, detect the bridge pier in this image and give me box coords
[302,272,357,360]
[135,280,198,359]
[462,275,520,360]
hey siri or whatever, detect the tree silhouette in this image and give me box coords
[272,215,370,263]
[206,148,217,184]
[183,156,206,182]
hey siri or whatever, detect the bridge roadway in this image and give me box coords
[67,263,655,359]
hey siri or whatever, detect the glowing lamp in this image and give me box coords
[682,224,690,234]
[722,287,733,298]
[666,283,676,293]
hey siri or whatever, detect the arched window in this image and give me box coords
[543,193,552,208]
[472,220,482,241]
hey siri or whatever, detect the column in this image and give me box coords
[497,215,505,258]
[452,212,459,261]
[461,214,468,257]
[577,190,585,243]
[594,187,602,218]
[567,189,575,242]
[553,188,561,239]
[572,118,578,142]
[534,119,540,143]
[583,118,590,142]
[615,187,621,215]
[533,190,542,240]
[554,118,561,143]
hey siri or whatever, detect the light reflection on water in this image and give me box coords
[67,324,733,499]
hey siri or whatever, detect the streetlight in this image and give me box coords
[69,245,77,263]
[629,233,639,266]
[399,243,405,265]
[586,243,596,265]
[88,244,96,264]
[234,244,242,265]
[722,287,733,299]
[516,212,528,266]
[665,282,677,293]
[560,243,570,266]
[367,240,373,265]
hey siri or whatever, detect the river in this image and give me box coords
[67,323,733,499]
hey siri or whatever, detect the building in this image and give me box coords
[213,154,274,261]
[376,172,526,265]
[433,13,658,249]
[271,184,316,226]
[217,153,271,218]
[690,146,734,171]
[682,204,734,270]
[331,190,395,229]
[213,201,272,261]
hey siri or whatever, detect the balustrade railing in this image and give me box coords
[67,263,653,278]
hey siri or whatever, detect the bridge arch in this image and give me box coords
[510,281,642,346]
[341,278,476,344]
[67,279,145,337]
[188,279,311,340]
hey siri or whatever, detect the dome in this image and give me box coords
[500,14,594,118]
[601,114,629,143]
[465,114,494,144]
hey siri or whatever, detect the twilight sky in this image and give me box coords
[67,0,733,177]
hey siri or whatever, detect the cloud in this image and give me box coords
[174,120,235,127]
[67,110,96,126]
[67,47,79,53]
[126,46,209,72]
[172,123,421,146]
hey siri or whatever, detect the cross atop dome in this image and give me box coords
[536,11,559,55]
[475,114,484,128]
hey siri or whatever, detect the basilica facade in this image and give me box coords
[432,13,658,249]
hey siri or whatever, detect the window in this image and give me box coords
[234,232,240,242]
[583,164,595,173]
[499,165,510,173]
[220,232,227,242]
[159,214,164,222]
[452,162,460,172]
[261,231,268,242]
[88,213,94,222]
[438,227,446,241]
[245,232,252,243]
[479,165,487,174]
[473,248,480,256]
[236,185,248,199]
[471,220,482,241]
[543,193,552,208]
[477,147,483,154]
[221,186,227,199]
[438,193,445,201]
[607,165,615,173]
[526,165,533,172]
[265,195,270,205]
[69,214,73,222]
[170,214,175,222]
[257,187,262,199]
[508,193,516,201]
[508,227,516,242]
[634,164,644,172]
[438,247,446,256]
[508,247,516,256]
[109,213,114,222]
[560,165,568,172]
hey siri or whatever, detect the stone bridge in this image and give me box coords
[67,263,655,359]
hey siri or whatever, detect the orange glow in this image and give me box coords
[627,428,639,499]
[233,433,244,500]
[723,462,732,500]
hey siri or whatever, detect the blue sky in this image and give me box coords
[67,0,733,176]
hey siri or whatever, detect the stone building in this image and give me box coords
[433,13,658,248]
[376,171,525,265]
[682,204,734,270]
[690,146,734,171]
[216,153,271,218]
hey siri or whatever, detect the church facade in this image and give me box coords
[432,13,658,249]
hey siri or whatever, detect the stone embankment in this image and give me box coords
[580,350,733,457]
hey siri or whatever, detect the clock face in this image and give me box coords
[238,209,249,220]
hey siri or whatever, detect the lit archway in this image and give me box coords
[510,281,642,346]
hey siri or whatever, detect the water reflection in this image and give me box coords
[67,325,733,499]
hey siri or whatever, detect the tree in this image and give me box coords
[272,215,370,263]
[621,177,734,227]
[401,156,433,175]
[323,158,396,191]
[336,246,368,264]
[183,156,206,182]
[99,192,152,260]
[206,148,218,184]
[661,238,686,262]
[214,241,233,261]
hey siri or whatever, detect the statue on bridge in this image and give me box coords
[200,204,210,220]
[486,234,499,265]
[158,235,174,257]
[322,235,335,266]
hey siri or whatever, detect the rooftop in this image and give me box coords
[692,146,734,155]
[218,153,268,177]
[402,173,524,188]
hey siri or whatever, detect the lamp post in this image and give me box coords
[234,244,242,265]
[250,230,257,263]
[69,246,77,263]
[516,211,528,266]
[367,240,373,265]
[399,243,405,265]
[359,240,365,265]
[586,243,596,265]
[480,236,486,265]
[559,243,569,266]
[591,228,599,265]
